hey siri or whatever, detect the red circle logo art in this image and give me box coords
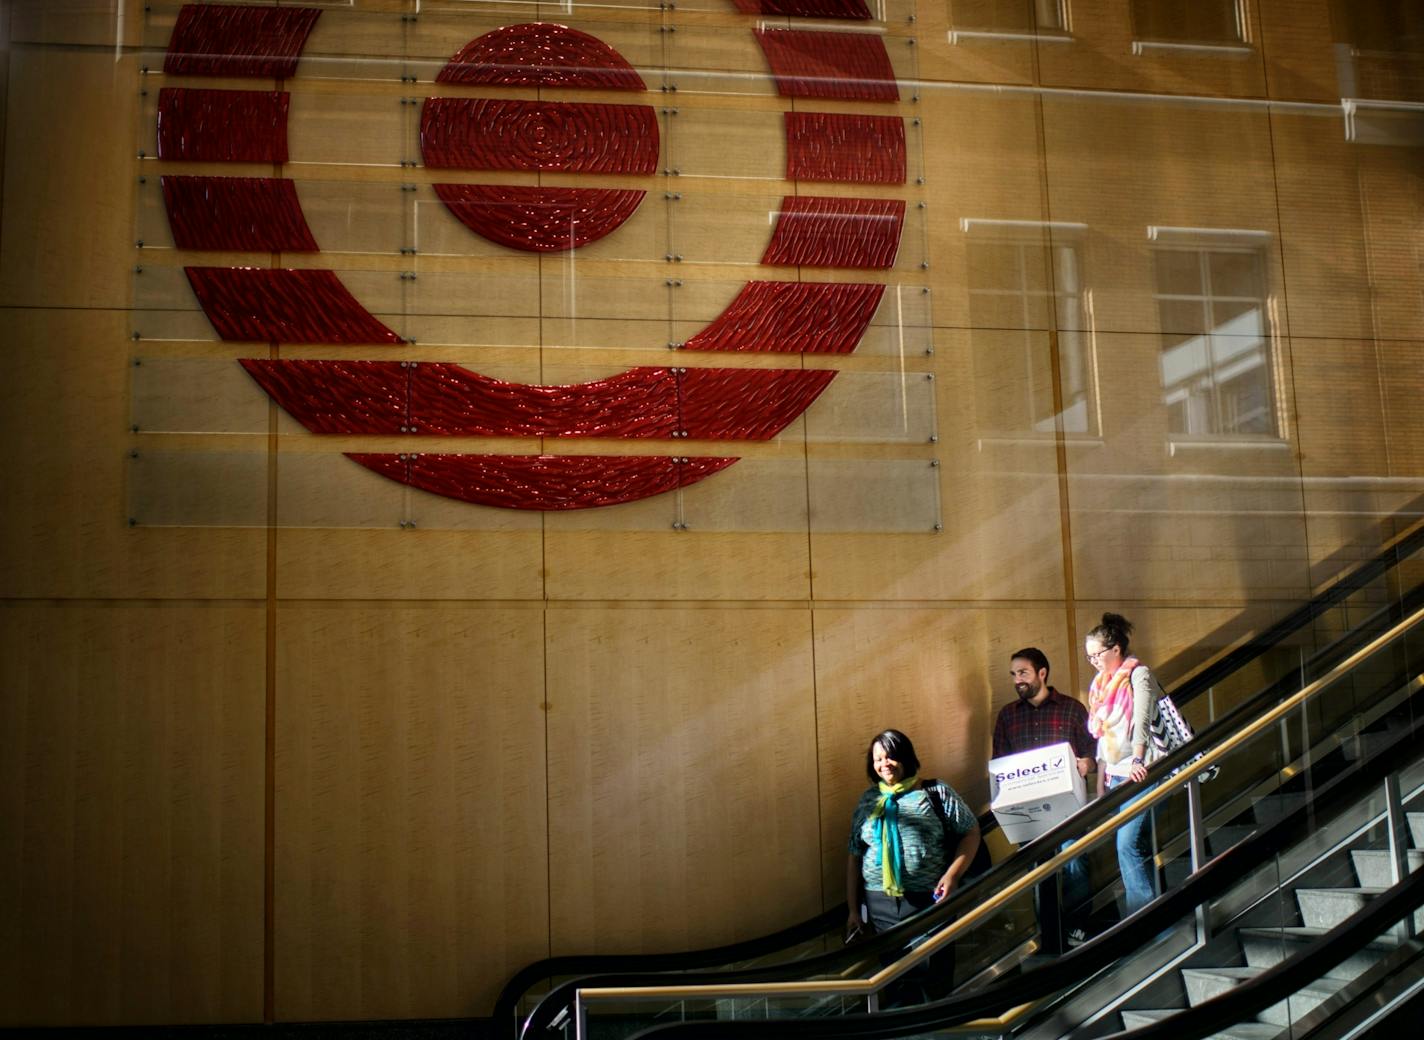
[156,3,907,511]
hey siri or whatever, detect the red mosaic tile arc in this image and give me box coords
[420,99,659,174]
[164,4,321,79]
[677,368,837,440]
[436,23,647,90]
[683,281,885,355]
[184,267,404,345]
[761,196,906,269]
[346,453,738,510]
[161,176,318,252]
[785,112,906,184]
[239,359,409,434]
[431,184,646,252]
[156,88,290,163]
[753,28,899,101]
[409,364,680,437]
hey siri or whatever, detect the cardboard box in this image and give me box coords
[988,741,1088,844]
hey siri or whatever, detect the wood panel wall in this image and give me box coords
[2,0,1421,1026]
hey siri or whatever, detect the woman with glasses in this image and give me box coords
[1084,612,1160,915]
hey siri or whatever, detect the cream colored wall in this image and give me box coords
[1,0,1421,1026]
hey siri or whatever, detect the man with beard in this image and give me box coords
[992,647,1096,951]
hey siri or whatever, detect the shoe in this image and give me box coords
[1066,928,1088,947]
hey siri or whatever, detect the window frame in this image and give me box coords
[962,218,1101,440]
[1150,238,1283,443]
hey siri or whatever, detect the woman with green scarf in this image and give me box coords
[845,729,981,946]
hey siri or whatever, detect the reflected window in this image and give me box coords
[1131,0,1244,44]
[1331,0,1424,106]
[1155,248,1276,437]
[968,236,1095,435]
[949,0,1066,32]
[1335,0,1424,55]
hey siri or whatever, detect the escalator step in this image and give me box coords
[1294,888,1382,929]
[1123,1006,1283,1039]
[1350,848,1424,887]
[1181,967,1345,1026]
[1119,1009,1174,1028]
[1238,926,1401,981]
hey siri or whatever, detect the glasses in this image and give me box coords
[1086,647,1115,662]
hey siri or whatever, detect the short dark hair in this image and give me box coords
[1087,612,1134,654]
[865,729,921,783]
[1010,646,1050,679]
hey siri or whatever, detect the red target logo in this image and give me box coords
[153,2,908,511]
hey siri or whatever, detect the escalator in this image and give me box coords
[496,519,1424,1040]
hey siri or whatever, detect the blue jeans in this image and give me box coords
[1107,775,1159,915]
[1035,841,1091,952]
[1059,842,1091,921]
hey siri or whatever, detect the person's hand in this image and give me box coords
[1128,761,1149,783]
[1075,757,1092,778]
[933,872,957,902]
[845,911,865,943]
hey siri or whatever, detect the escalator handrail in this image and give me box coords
[1102,867,1424,1040]
[497,519,1424,1034]
[622,704,1424,1040]
[526,607,1424,1038]
[492,906,846,1031]
[572,606,1424,1010]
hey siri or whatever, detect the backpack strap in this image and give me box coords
[925,779,991,880]
[923,780,950,829]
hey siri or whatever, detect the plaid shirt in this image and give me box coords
[992,688,1096,760]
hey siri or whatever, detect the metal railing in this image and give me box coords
[571,604,1424,1040]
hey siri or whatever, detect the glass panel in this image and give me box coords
[667,25,918,99]
[669,108,926,188]
[135,176,410,257]
[666,107,785,182]
[411,189,533,262]
[667,189,788,268]
[669,191,929,274]
[396,269,544,319]
[402,480,544,532]
[541,270,673,325]
[542,483,680,533]
[130,357,272,435]
[807,459,942,533]
[276,451,407,529]
[403,12,664,81]
[133,264,199,313]
[286,92,411,169]
[295,181,411,256]
[127,449,269,527]
[667,280,934,360]
[677,459,809,533]
[804,371,938,445]
[134,174,172,250]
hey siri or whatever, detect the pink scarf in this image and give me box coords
[1087,656,1140,755]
